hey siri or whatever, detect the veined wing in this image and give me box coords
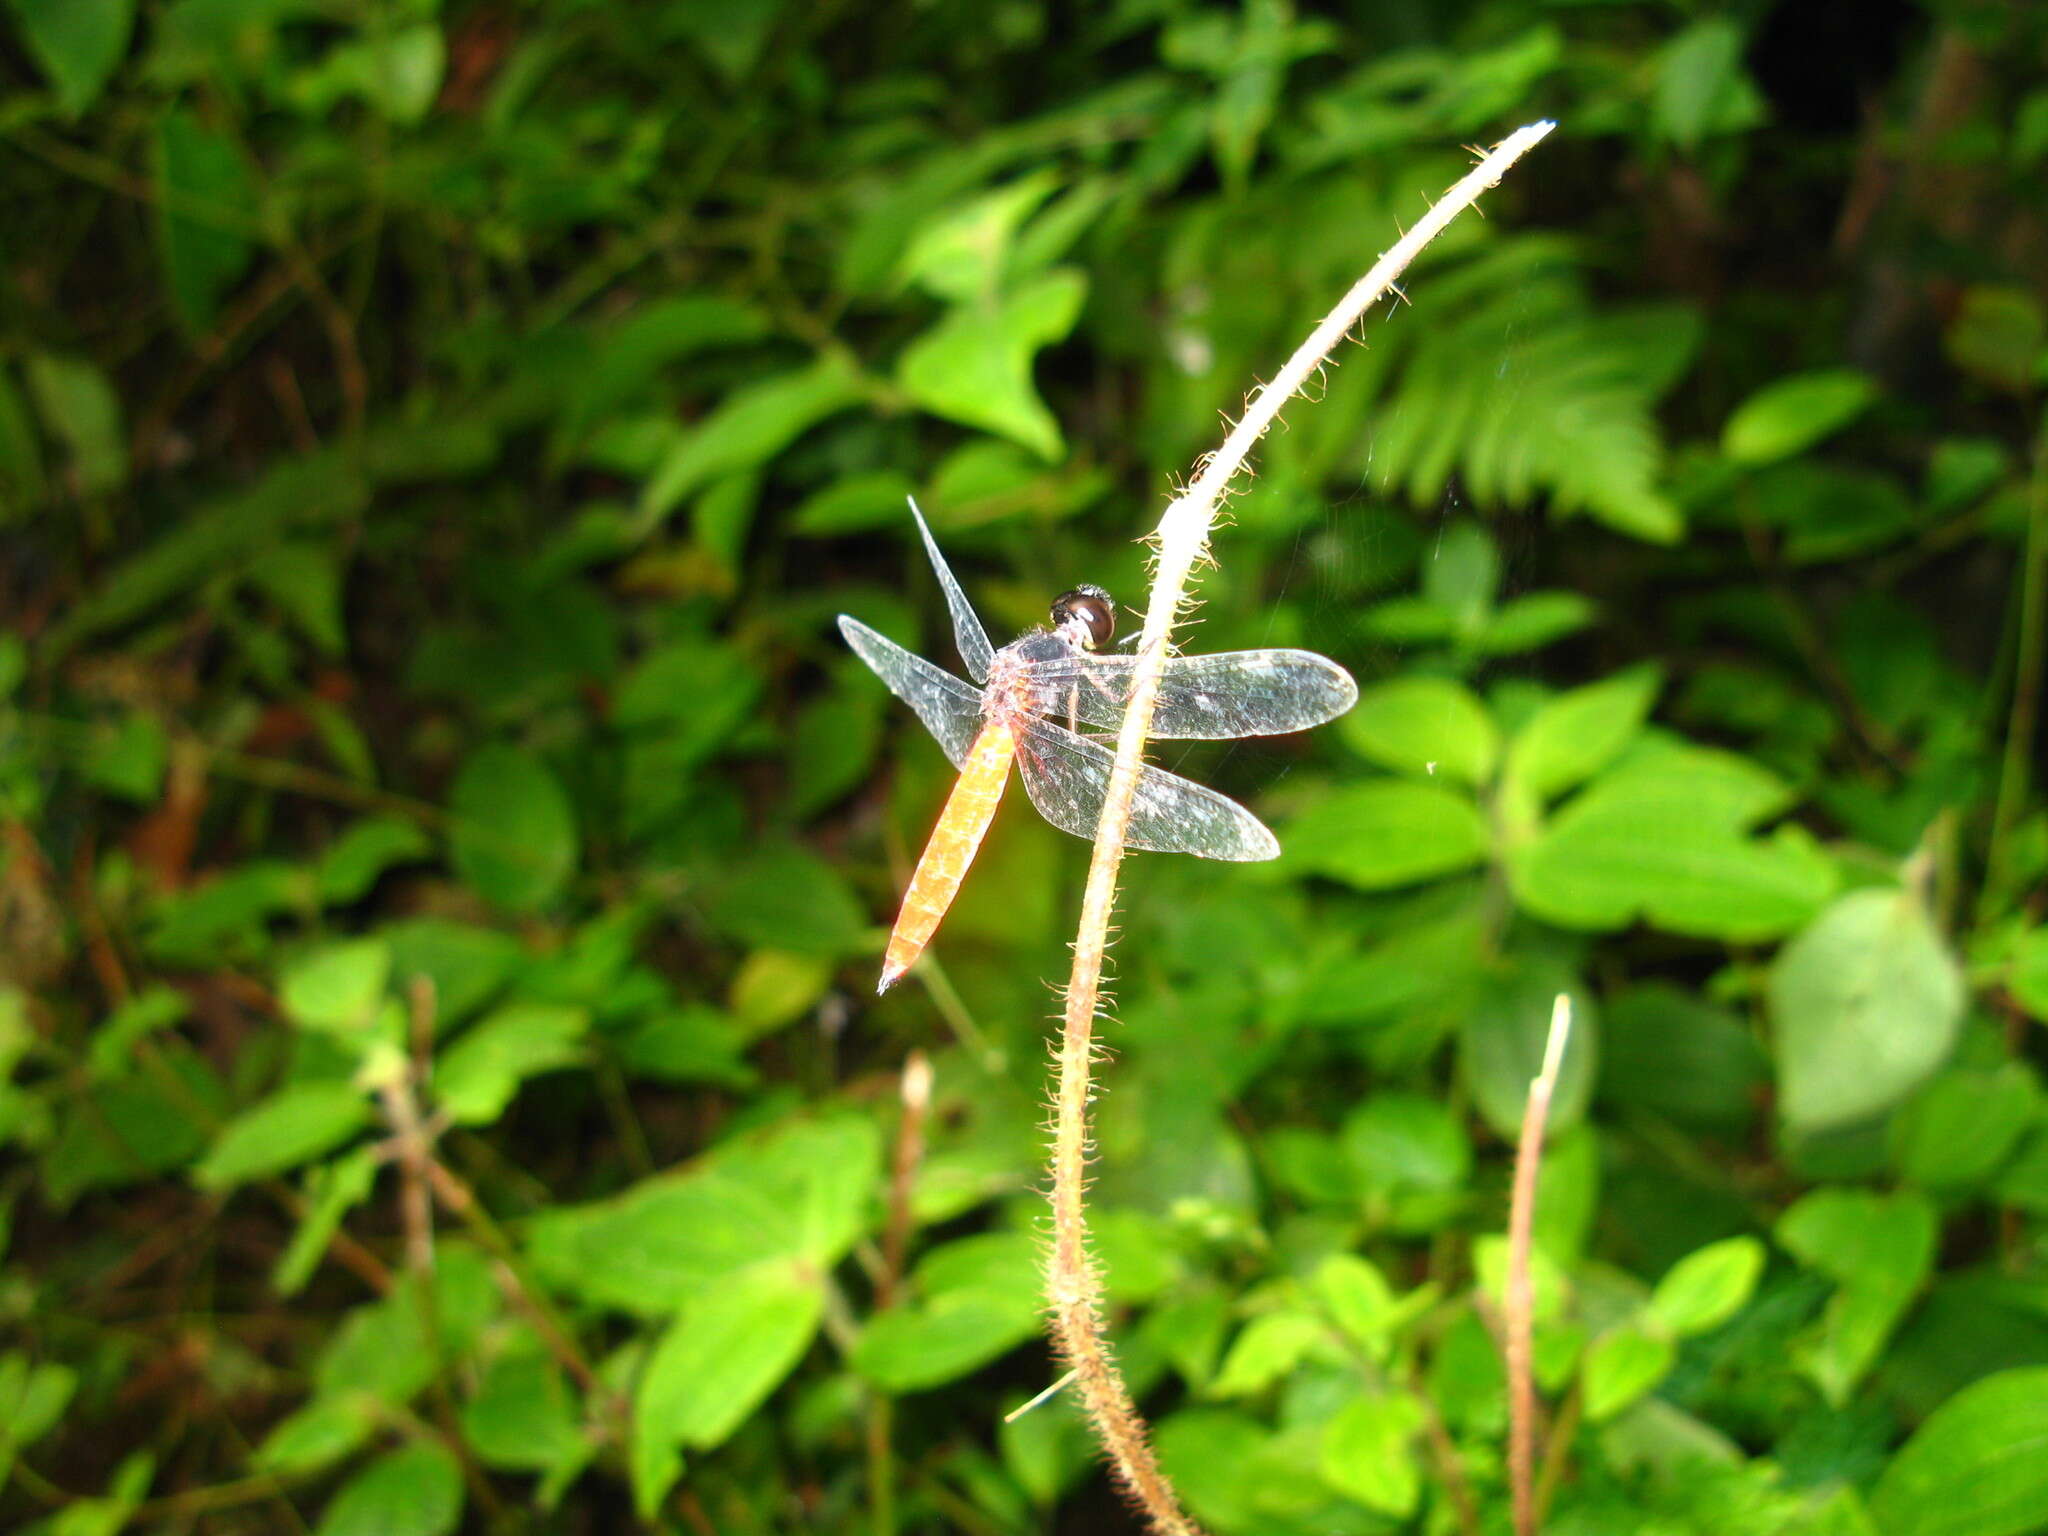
[838,616,985,769]
[909,498,996,685]
[1021,649,1358,739]
[1015,717,1280,861]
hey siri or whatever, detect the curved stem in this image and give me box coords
[1044,122,1556,1533]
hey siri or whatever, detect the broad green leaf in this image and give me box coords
[1890,1066,2036,1190]
[897,268,1087,461]
[381,919,521,1031]
[1311,1254,1398,1357]
[1647,1237,1766,1337]
[701,843,866,956]
[727,950,833,1036]
[1722,369,1878,465]
[1503,665,1660,802]
[25,352,126,496]
[616,1005,755,1089]
[316,818,431,905]
[853,1230,1042,1390]
[1341,1092,1471,1229]
[154,106,256,333]
[1208,1311,1325,1397]
[1479,591,1597,655]
[313,1441,461,1536]
[79,713,166,803]
[45,1054,222,1204]
[6,0,134,115]
[1769,887,1964,1132]
[789,679,884,819]
[641,356,863,522]
[1870,1366,2048,1536]
[1944,286,2045,395]
[0,365,43,510]
[87,986,189,1079]
[289,24,445,126]
[1473,1234,1570,1326]
[1280,780,1489,889]
[1599,983,1767,1127]
[280,938,391,1034]
[2010,927,2048,1021]
[254,1396,375,1476]
[1752,462,1916,565]
[1341,676,1498,784]
[636,1261,822,1450]
[789,470,917,535]
[462,1348,590,1476]
[1318,1393,1424,1515]
[524,1116,879,1314]
[1510,742,1835,940]
[246,540,346,653]
[435,1004,587,1126]
[1582,1324,1677,1421]
[195,1081,372,1189]
[1459,960,1596,1141]
[898,170,1062,301]
[554,295,771,450]
[1778,1189,1936,1405]
[449,743,579,912]
[1653,18,1765,149]
[0,1351,78,1449]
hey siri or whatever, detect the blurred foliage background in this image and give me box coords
[3,0,2048,1533]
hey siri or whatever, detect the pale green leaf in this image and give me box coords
[1281,780,1489,889]
[1341,676,1498,784]
[1647,1236,1765,1337]
[1723,370,1878,466]
[635,1261,822,1450]
[195,1081,372,1189]
[897,268,1086,461]
[1870,1366,2048,1536]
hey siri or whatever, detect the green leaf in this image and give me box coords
[897,268,1087,461]
[1311,1254,1399,1357]
[449,744,579,912]
[313,1441,462,1536]
[280,938,391,1034]
[854,1231,1042,1390]
[1318,1392,1424,1515]
[1341,677,1498,784]
[1503,665,1661,802]
[254,1397,375,1476]
[898,170,1062,302]
[80,713,167,803]
[195,1081,372,1189]
[1769,887,1965,1132]
[1722,370,1878,466]
[1778,1189,1937,1405]
[1583,1324,1677,1422]
[636,1261,822,1450]
[1891,1066,2037,1190]
[641,356,864,523]
[701,843,866,956]
[1599,983,1768,1127]
[317,818,431,905]
[1944,286,2045,394]
[1479,591,1597,656]
[273,1146,380,1297]
[290,24,445,126]
[0,1351,78,1450]
[381,919,521,1031]
[1460,960,1596,1140]
[1647,1237,1766,1337]
[1653,18,1765,149]
[154,106,257,333]
[1209,1311,1325,1397]
[6,0,134,115]
[789,470,918,535]
[87,986,189,1079]
[463,1348,590,1476]
[1280,780,1489,889]
[2012,928,2048,1021]
[1870,1366,2048,1536]
[25,352,126,496]
[524,1115,879,1314]
[1510,742,1836,940]
[246,540,347,653]
[435,1004,587,1126]
[1341,1093,1471,1233]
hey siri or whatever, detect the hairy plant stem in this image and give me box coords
[1043,122,1556,1534]
[1507,995,1573,1536]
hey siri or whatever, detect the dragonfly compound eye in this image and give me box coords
[1051,584,1116,650]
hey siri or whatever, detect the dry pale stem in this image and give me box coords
[1507,994,1574,1536]
[1043,122,1557,1534]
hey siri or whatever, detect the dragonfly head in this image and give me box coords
[1050,584,1116,651]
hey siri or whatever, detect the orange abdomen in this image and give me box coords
[878,720,1016,992]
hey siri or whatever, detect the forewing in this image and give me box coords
[909,499,996,684]
[838,615,984,769]
[1021,649,1358,739]
[1015,719,1280,861]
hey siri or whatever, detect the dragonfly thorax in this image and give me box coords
[982,632,1079,724]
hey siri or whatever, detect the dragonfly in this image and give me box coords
[840,503,1358,993]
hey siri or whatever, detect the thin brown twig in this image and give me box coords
[1507,994,1573,1536]
[1043,122,1556,1534]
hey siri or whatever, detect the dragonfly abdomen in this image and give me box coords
[878,719,1018,992]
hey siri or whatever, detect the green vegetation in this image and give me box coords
[3,2,2047,1533]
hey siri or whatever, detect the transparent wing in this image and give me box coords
[1014,718,1280,861]
[909,498,996,684]
[1019,649,1358,739]
[838,616,985,769]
